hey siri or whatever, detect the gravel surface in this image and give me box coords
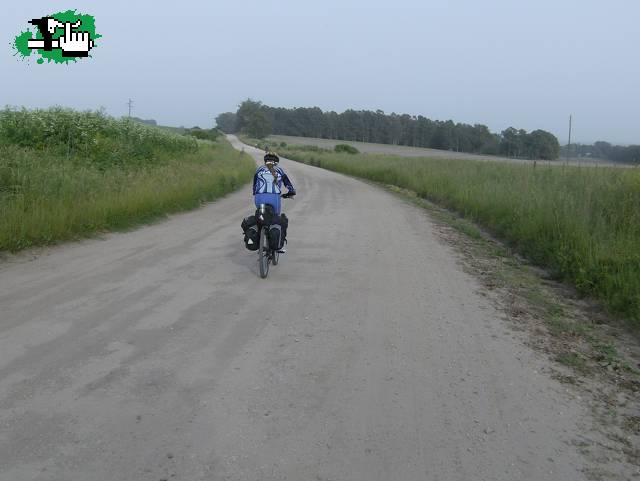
[0,135,614,480]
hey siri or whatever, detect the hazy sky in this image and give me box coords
[3,0,639,144]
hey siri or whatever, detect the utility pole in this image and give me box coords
[566,114,572,165]
[127,98,134,118]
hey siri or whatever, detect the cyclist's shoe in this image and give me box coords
[277,239,287,254]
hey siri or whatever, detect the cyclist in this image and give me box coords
[253,151,296,251]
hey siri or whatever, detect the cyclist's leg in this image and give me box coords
[280,213,288,239]
[272,194,282,215]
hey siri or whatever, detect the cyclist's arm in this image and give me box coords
[252,170,260,195]
[282,172,295,194]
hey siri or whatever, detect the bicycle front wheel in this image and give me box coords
[258,226,269,278]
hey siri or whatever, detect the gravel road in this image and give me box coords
[0,135,601,480]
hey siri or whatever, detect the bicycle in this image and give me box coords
[256,193,294,279]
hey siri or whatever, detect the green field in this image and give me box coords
[253,138,640,328]
[0,108,255,251]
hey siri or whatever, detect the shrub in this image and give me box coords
[186,128,221,142]
[335,144,359,154]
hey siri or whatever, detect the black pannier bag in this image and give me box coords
[267,214,289,250]
[241,215,259,251]
[279,213,289,239]
[268,224,282,251]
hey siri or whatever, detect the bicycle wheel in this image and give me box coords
[259,226,269,278]
[272,247,279,266]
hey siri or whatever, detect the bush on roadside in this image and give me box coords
[185,127,221,142]
[334,144,359,154]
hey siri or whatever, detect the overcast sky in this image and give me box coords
[3,0,639,144]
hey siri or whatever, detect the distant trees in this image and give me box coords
[527,130,560,160]
[246,111,271,138]
[215,112,237,133]
[218,99,272,138]
[130,117,157,126]
[613,145,640,164]
[234,100,268,138]
[562,141,640,164]
[216,101,273,138]
[499,128,525,157]
[221,99,561,159]
[500,128,559,160]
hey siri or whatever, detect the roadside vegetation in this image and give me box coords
[334,144,359,154]
[249,138,640,329]
[0,107,255,252]
[402,187,640,470]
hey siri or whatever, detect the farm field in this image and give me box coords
[269,134,621,167]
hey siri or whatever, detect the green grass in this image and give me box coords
[556,351,588,371]
[0,108,255,251]
[268,141,640,329]
[594,342,619,364]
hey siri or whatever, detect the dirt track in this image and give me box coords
[0,135,622,480]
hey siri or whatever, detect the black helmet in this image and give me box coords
[264,151,279,164]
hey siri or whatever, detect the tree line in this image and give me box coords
[216,99,561,160]
[561,141,640,165]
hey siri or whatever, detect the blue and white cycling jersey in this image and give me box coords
[253,165,295,215]
[253,165,295,195]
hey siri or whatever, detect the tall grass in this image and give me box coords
[0,107,255,251]
[0,107,197,165]
[283,147,640,328]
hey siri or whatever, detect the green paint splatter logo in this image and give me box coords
[13,10,100,64]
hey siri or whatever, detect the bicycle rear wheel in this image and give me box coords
[258,226,269,278]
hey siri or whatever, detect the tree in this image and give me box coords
[526,130,560,160]
[245,110,272,139]
[431,121,455,150]
[500,127,523,157]
[235,99,272,138]
[236,99,263,133]
[215,112,237,133]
